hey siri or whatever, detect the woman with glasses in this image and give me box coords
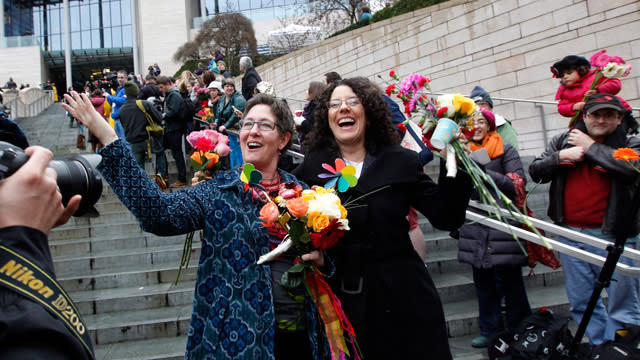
[62,93,330,360]
[215,78,246,169]
[456,107,531,349]
[293,77,473,360]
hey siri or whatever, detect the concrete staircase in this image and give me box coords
[15,105,572,360]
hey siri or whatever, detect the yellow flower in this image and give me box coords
[453,94,476,116]
[308,211,330,232]
[339,205,347,219]
[301,190,316,201]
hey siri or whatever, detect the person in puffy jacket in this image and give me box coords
[456,107,531,348]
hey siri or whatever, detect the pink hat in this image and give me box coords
[478,107,496,131]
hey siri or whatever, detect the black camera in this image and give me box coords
[0,141,103,217]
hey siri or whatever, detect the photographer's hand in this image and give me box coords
[0,147,81,235]
[62,91,118,146]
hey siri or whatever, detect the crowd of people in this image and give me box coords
[1,48,639,360]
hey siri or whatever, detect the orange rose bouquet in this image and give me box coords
[186,129,230,180]
[251,160,361,360]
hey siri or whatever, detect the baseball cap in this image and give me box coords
[584,93,625,114]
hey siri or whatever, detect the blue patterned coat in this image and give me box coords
[98,140,326,359]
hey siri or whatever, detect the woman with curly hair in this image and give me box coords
[293,77,473,359]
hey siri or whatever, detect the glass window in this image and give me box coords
[50,8,61,35]
[71,31,81,49]
[51,34,62,51]
[90,3,100,29]
[103,28,112,48]
[251,0,261,9]
[122,25,132,47]
[91,30,101,48]
[121,0,132,25]
[239,0,250,10]
[80,5,91,30]
[70,5,81,31]
[81,29,91,48]
[111,1,122,26]
[112,26,122,47]
[103,5,112,27]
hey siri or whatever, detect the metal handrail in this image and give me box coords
[467,200,640,277]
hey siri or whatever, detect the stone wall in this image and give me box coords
[138,0,191,77]
[257,0,640,157]
[0,46,46,89]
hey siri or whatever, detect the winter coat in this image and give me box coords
[90,96,106,119]
[458,143,527,268]
[216,91,246,129]
[162,87,185,133]
[107,85,126,120]
[529,121,640,237]
[0,226,93,359]
[119,98,163,143]
[97,140,330,360]
[293,145,473,360]
[555,69,621,118]
[241,67,261,101]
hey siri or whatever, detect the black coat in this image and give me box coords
[119,98,163,143]
[241,67,261,101]
[0,226,93,360]
[293,145,472,360]
[457,143,528,268]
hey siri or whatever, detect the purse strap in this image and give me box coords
[136,100,156,127]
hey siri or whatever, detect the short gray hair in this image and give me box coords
[239,56,253,69]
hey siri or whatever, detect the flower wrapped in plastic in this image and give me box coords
[251,160,361,360]
[186,129,230,181]
[197,107,215,124]
[381,70,550,254]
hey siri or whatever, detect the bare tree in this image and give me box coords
[311,0,364,25]
[173,13,258,63]
[269,16,322,54]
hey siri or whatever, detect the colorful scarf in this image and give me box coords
[469,131,504,159]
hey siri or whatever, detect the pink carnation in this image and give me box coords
[590,49,611,69]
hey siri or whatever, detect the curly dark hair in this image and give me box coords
[305,77,400,156]
[244,93,295,153]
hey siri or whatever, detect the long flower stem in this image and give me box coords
[568,71,602,128]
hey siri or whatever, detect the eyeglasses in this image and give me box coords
[327,97,362,110]
[473,120,489,126]
[239,119,281,132]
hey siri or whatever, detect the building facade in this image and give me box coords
[0,0,328,91]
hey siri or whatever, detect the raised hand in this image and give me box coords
[62,91,118,146]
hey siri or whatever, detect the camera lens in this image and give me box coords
[48,154,103,217]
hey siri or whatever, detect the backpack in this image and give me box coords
[488,308,573,360]
[588,323,640,360]
[510,309,572,360]
[179,96,195,123]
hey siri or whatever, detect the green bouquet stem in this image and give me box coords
[449,140,551,254]
[568,71,604,128]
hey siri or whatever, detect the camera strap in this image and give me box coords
[0,245,95,359]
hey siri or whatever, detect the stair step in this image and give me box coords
[69,279,196,315]
[49,233,187,257]
[54,242,201,273]
[432,265,565,303]
[50,221,144,241]
[59,257,199,292]
[94,336,186,360]
[444,283,570,337]
[86,304,192,345]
